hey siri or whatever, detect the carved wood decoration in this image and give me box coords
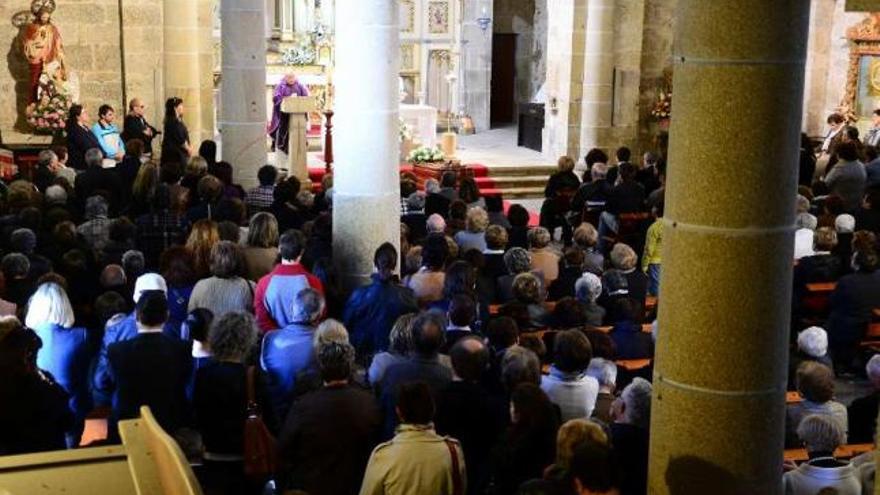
[841,13,880,121]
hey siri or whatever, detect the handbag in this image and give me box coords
[444,439,464,495]
[243,366,277,480]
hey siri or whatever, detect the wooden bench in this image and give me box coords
[786,391,802,404]
[540,358,653,375]
[784,443,873,463]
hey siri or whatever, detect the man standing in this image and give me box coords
[92,105,125,164]
[268,73,310,154]
[122,98,159,156]
[865,109,880,148]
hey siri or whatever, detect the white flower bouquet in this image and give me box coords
[408,145,445,164]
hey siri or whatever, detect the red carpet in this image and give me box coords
[305,162,537,226]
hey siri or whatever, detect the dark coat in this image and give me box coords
[827,271,880,348]
[848,391,880,444]
[612,422,649,495]
[378,357,452,439]
[278,384,381,494]
[0,372,72,455]
[66,123,101,170]
[74,166,123,213]
[610,321,654,360]
[107,332,193,438]
[343,276,418,361]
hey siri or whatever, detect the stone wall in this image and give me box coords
[0,0,165,142]
[493,0,538,104]
[604,0,646,154]
[636,0,674,154]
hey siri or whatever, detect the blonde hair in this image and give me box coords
[465,207,490,233]
[132,162,158,202]
[610,243,637,270]
[313,318,350,353]
[25,282,75,328]
[186,220,221,277]
[186,156,208,175]
[557,155,576,172]
[573,223,598,248]
[556,419,609,468]
[528,227,552,249]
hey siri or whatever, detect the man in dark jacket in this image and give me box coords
[121,98,158,155]
[74,148,123,214]
[435,337,505,495]
[106,290,192,441]
[378,312,452,438]
[278,341,381,494]
[611,377,652,495]
[849,354,880,443]
[343,243,418,363]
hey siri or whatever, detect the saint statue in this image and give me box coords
[268,73,310,154]
[21,0,66,104]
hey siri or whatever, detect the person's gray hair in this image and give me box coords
[291,287,325,325]
[425,178,441,194]
[85,148,104,168]
[313,318,349,353]
[797,326,828,358]
[85,195,109,219]
[122,250,146,276]
[575,272,603,303]
[796,195,811,214]
[25,282,75,329]
[38,149,57,167]
[796,414,845,454]
[406,191,426,211]
[835,214,855,234]
[591,162,608,180]
[610,243,638,271]
[45,185,67,205]
[426,213,446,234]
[503,247,532,275]
[501,345,542,391]
[528,227,552,249]
[209,312,257,362]
[586,358,617,389]
[796,212,818,231]
[643,152,659,166]
[621,377,653,429]
[866,354,880,385]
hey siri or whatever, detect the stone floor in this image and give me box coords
[455,125,553,168]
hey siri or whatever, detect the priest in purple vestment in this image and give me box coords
[268,73,310,154]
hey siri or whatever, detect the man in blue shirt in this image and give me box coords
[91,104,125,163]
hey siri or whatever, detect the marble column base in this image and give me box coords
[332,191,401,290]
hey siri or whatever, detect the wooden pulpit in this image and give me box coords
[281,95,317,184]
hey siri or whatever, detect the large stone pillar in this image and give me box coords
[219,0,268,187]
[460,0,494,132]
[647,1,810,494]
[197,0,218,143]
[332,0,400,290]
[578,0,614,154]
[542,0,586,161]
[163,0,204,146]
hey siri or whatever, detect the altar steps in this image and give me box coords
[475,164,555,199]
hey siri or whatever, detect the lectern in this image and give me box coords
[281,95,317,185]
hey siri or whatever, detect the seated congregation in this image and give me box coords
[1,124,880,495]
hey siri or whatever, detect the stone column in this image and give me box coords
[578,0,614,155]
[198,0,218,143]
[541,0,586,160]
[220,0,268,188]
[163,0,204,144]
[647,1,810,494]
[332,0,400,290]
[460,0,494,132]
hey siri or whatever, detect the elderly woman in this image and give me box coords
[610,378,653,495]
[529,226,560,285]
[25,282,93,448]
[242,212,280,281]
[586,358,617,424]
[368,313,416,386]
[787,361,848,448]
[193,311,274,495]
[454,207,490,253]
[575,272,606,326]
[540,329,599,421]
[187,241,256,317]
[496,247,545,303]
[502,272,550,329]
[573,223,604,275]
[608,243,646,309]
[788,326,833,390]
[404,234,448,306]
[783,414,863,495]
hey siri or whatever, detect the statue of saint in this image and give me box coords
[21,0,66,104]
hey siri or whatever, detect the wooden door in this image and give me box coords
[491,33,517,127]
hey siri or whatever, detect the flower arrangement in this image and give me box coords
[650,89,671,121]
[281,37,316,66]
[408,145,445,164]
[399,119,413,143]
[26,69,71,133]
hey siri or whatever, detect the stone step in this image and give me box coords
[474,175,548,189]
[492,186,546,199]
[483,164,557,177]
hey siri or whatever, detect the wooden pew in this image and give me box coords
[784,443,873,463]
[786,391,802,404]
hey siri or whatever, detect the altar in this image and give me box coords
[400,104,438,148]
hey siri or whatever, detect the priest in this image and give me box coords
[268,73,310,154]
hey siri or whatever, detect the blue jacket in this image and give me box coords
[93,312,180,405]
[260,323,316,419]
[34,323,94,424]
[343,276,418,360]
[91,122,126,158]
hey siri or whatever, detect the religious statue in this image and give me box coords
[21,0,66,104]
[268,73,310,154]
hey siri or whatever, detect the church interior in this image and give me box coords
[1,0,880,494]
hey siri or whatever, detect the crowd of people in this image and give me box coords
[1,97,880,495]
